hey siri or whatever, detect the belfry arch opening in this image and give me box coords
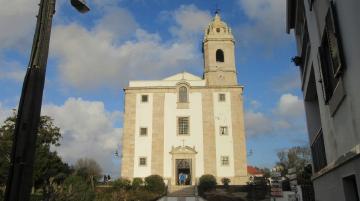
[216,49,224,62]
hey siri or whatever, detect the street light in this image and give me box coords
[71,0,90,13]
[4,1,89,201]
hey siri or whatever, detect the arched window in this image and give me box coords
[179,86,188,102]
[216,49,224,62]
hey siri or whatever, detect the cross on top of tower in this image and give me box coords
[215,3,220,15]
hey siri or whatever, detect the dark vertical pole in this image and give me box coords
[4,0,56,200]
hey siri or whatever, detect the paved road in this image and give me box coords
[158,196,206,201]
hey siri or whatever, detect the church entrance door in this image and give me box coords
[170,146,197,185]
[176,159,192,185]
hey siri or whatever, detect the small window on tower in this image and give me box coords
[216,49,224,62]
[216,28,220,33]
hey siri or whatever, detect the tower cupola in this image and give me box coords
[204,12,234,42]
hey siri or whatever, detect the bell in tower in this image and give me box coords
[203,11,238,86]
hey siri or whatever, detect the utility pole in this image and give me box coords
[4,1,89,201]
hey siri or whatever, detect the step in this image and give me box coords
[168,185,196,197]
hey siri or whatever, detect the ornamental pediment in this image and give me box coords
[169,146,197,154]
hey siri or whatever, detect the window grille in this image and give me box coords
[178,117,189,135]
[219,94,226,102]
[140,127,147,136]
[311,129,327,172]
[220,126,228,135]
[221,156,229,166]
[139,157,147,166]
[141,95,148,103]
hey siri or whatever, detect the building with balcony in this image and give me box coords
[286,0,360,200]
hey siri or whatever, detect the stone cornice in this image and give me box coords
[312,144,360,180]
[124,85,244,91]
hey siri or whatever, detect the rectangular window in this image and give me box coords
[219,93,226,102]
[139,157,147,166]
[311,129,327,172]
[318,2,345,103]
[178,117,189,135]
[140,127,147,136]
[220,126,228,135]
[343,175,360,201]
[294,0,309,80]
[141,95,148,103]
[221,156,229,166]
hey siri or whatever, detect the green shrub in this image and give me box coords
[144,175,165,194]
[221,177,231,188]
[61,175,95,201]
[198,174,217,195]
[112,178,131,190]
[132,177,144,189]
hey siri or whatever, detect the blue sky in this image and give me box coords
[0,0,307,177]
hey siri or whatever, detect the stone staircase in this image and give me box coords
[167,185,196,197]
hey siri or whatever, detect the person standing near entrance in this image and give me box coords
[179,173,186,185]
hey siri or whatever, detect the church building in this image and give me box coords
[121,12,248,185]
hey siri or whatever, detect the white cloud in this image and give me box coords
[236,0,290,46]
[42,98,122,177]
[245,111,273,136]
[0,59,25,82]
[245,93,305,137]
[50,7,201,89]
[94,7,138,41]
[0,0,37,51]
[272,71,301,92]
[276,93,304,118]
[167,4,211,41]
[250,100,261,110]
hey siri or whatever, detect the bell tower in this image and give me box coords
[203,11,237,86]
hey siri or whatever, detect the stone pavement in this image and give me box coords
[157,196,207,201]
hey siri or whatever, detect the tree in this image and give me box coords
[57,175,95,201]
[258,167,271,179]
[276,146,312,184]
[0,113,72,191]
[74,158,102,190]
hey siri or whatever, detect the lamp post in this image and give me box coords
[4,1,89,201]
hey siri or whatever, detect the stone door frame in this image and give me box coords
[169,146,197,185]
